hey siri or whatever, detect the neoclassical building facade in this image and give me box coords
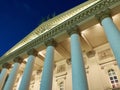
[0,0,120,90]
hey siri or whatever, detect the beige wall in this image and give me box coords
[13,43,120,90]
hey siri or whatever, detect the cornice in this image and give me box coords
[44,38,57,47]
[0,0,120,65]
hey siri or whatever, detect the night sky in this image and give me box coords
[0,0,87,56]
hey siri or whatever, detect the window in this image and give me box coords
[108,69,119,88]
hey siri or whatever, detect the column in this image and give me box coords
[3,57,23,90]
[40,38,56,90]
[67,27,88,90]
[96,9,120,67]
[0,63,11,90]
[19,48,38,90]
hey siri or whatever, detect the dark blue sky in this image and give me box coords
[0,0,87,56]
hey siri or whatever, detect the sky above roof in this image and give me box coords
[0,0,87,56]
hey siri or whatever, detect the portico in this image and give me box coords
[0,0,120,90]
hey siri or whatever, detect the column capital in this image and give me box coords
[96,8,111,23]
[27,48,38,56]
[44,38,57,47]
[13,56,23,64]
[67,25,80,36]
[2,63,11,69]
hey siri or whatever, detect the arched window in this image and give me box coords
[108,69,119,88]
[59,82,64,90]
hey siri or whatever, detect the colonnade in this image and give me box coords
[0,10,120,90]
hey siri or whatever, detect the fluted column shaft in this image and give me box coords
[19,49,37,90]
[4,57,23,90]
[40,39,56,90]
[67,27,88,90]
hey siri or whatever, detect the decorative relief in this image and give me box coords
[66,26,79,36]
[58,81,64,90]
[44,38,57,47]
[86,50,96,58]
[27,48,38,56]
[56,78,65,90]
[13,56,23,64]
[96,8,111,22]
[57,79,65,85]
[98,48,113,60]
[57,64,66,73]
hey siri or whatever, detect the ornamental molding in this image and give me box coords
[44,38,57,47]
[27,48,38,56]
[0,0,120,65]
[66,25,80,36]
[13,56,23,64]
[2,63,11,69]
[96,8,111,23]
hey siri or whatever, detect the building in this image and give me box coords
[0,0,120,90]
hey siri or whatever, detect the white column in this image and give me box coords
[0,69,8,90]
[40,39,56,90]
[96,10,120,68]
[0,63,11,90]
[101,17,120,67]
[16,74,22,90]
[4,57,23,90]
[67,28,88,90]
[19,49,37,90]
